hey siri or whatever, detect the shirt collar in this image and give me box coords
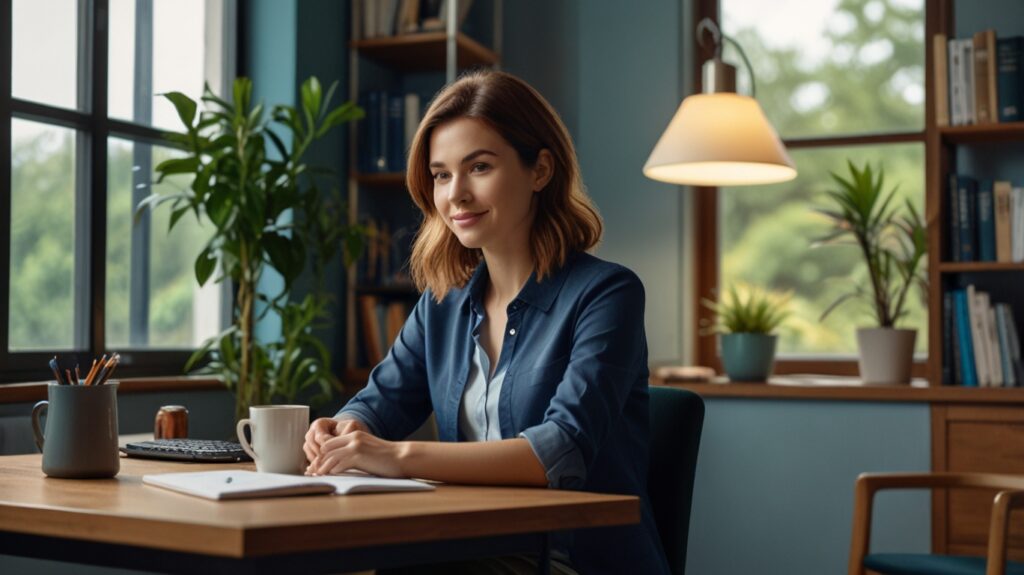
[463,251,579,314]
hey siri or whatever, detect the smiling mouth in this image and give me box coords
[452,211,487,227]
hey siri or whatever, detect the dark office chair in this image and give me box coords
[647,385,705,575]
[849,472,1024,575]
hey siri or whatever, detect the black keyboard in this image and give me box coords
[120,439,253,463]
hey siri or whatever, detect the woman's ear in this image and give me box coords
[533,150,554,192]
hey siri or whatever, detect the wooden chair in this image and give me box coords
[849,472,1024,575]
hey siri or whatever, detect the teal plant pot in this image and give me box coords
[721,333,778,382]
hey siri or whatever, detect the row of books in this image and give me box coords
[934,30,1024,126]
[358,296,414,365]
[357,0,473,39]
[358,91,423,175]
[942,286,1023,387]
[357,217,414,287]
[946,175,1024,263]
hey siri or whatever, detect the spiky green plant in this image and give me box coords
[813,161,927,328]
[701,284,792,335]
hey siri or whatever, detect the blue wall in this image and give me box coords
[687,399,931,574]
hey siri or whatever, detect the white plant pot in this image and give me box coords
[856,328,917,384]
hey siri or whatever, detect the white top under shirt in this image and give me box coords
[459,328,506,441]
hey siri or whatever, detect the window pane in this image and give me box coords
[107,138,221,349]
[109,0,209,131]
[9,120,79,350]
[12,0,79,109]
[721,0,925,138]
[719,143,927,356]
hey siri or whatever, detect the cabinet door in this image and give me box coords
[933,404,1024,559]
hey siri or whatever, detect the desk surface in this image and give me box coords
[0,454,639,560]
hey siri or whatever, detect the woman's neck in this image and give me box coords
[482,246,534,306]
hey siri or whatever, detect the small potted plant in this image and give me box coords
[702,285,791,382]
[814,160,927,384]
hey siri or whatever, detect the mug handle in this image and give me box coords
[31,400,48,452]
[236,418,259,463]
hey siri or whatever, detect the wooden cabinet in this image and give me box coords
[932,405,1024,559]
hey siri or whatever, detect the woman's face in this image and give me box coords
[429,117,551,254]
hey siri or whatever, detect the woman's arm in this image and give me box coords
[308,431,549,487]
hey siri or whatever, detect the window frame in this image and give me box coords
[692,0,936,378]
[0,0,236,384]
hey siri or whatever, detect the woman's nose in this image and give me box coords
[447,173,470,204]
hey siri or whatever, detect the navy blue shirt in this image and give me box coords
[338,251,671,574]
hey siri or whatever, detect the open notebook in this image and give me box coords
[143,469,435,501]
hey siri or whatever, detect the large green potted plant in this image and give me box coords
[814,160,927,384]
[702,284,791,382]
[139,77,365,422]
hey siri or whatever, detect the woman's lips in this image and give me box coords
[453,211,486,227]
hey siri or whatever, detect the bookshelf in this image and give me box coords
[926,0,1024,560]
[926,1,1024,391]
[344,0,502,379]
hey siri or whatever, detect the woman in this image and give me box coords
[304,70,670,575]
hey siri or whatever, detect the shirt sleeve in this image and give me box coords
[336,291,433,441]
[518,267,647,490]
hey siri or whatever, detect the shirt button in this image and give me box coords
[509,328,516,336]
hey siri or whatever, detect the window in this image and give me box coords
[697,0,927,371]
[1,0,235,382]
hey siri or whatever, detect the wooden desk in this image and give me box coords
[0,455,639,574]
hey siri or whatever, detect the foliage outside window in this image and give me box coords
[718,0,927,357]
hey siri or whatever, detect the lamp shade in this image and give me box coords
[643,93,797,187]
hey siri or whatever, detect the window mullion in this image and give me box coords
[73,0,93,349]
[0,0,12,358]
[128,0,153,347]
[89,0,109,355]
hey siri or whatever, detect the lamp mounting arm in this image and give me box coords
[695,17,757,98]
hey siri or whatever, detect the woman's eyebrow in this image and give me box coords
[429,149,498,169]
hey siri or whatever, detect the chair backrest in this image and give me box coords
[648,386,705,575]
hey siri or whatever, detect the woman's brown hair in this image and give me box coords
[406,70,603,302]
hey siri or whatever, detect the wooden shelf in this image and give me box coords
[355,284,420,298]
[657,379,1024,404]
[351,32,499,72]
[937,261,1024,273]
[354,172,407,188]
[939,122,1024,144]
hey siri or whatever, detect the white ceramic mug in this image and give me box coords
[236,405,310,474]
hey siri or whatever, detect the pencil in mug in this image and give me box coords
[83,358,99,386]
[93,353,121,386]
[49,356,66,385]
[86,354,107,386]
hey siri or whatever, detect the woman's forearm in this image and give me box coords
[398,438,549,487]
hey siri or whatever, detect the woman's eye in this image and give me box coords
[432,172,450,182]
[472,163,490,173]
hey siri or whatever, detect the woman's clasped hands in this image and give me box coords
[303,417,408,477]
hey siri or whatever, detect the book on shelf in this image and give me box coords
[997,36,1022,122]
[357,295,414,366]
[947,174,1024,263]
[356,0,473,38]
[359,90,424,175]
[935,33,950,127]
[936,30,1024,126]
[945,285,1023,387]
[973,30,998,125]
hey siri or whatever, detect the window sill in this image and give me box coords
[0,376,224,404]
[652,374,1024,404]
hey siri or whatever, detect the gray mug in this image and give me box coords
[31,382,120,479]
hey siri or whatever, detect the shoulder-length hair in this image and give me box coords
[406,70,603,302]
